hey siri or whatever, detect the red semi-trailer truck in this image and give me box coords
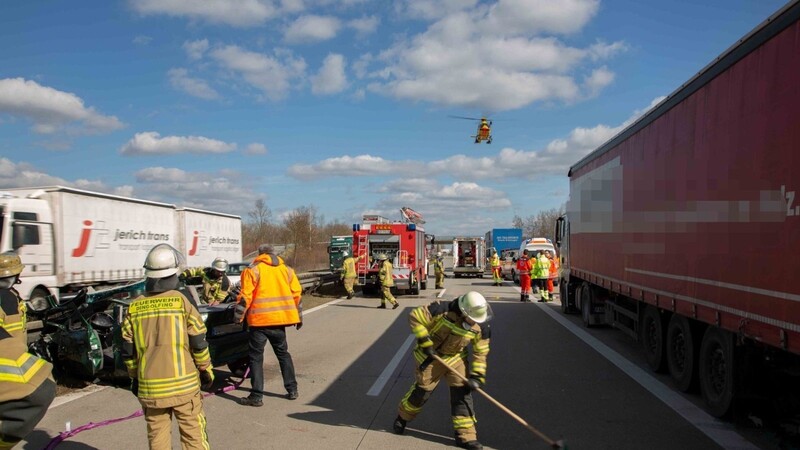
[555,1,800,418]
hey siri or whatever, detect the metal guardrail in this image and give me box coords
[298,270,338,294]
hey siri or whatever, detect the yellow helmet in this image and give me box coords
[0,252,23,277]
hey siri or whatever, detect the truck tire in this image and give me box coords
[560,280,572,314]
[580,283,594,328]
[641,305,666,373]
[666,315,697,392]
[699,326,735,417]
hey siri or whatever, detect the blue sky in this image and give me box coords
[0,0,788,235]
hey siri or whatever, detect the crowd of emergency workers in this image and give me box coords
[0,242,559,450]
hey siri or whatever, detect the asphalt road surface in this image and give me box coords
[20,274,774,449]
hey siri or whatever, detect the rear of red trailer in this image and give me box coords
[556,0,800,417]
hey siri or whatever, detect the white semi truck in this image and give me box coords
[0,186,242,308]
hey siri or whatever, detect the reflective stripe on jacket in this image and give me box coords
[342,255,364,279]
[408,300,491,384]
[0,288,26,345]
[0,341,52,403]
[516,257,532,277]
[121,290,210,400]
[238,254,303,327]
[379,260,394,287]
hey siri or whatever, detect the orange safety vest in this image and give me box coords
[238,253,302,327]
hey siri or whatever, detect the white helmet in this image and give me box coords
[143,244,185,278]
[211,257,228,272]
[343,251,349,257]
[436,252,442,257]
[378,253,388,261]
[458,291,492,323]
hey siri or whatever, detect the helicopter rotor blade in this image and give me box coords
[448,115,481,121]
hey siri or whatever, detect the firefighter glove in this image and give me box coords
[130,378,139,397]
[418,337,435,356]
[200,369,215,390]
[234,302,247,324]
[295,321,303,330]
[466,376,482,391]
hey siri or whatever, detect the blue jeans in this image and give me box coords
[247,326,297,400]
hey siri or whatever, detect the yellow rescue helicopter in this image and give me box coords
[450,115,493,144]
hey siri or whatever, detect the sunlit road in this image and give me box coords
[23,273,763,450]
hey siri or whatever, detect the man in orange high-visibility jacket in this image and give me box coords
[235,244,303,407]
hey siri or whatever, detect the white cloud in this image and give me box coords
[120,131,237,155]
[311,54,347,95]
[133,35,153,45]
[288,155,420,179]
[133,166,260,213]
[369,0,624,111]
[245,142,268,155]
[583,66,615,97]
[210,45,306,101]
[0,78,124,135]
[348,15,379,35]
[0,157,132,196]
[183,39,210,60]
[168,68,220,100]
[130,0,278,27]
[395,0,478,20]
[284,15,341,44]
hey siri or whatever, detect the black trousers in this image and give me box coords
[247,326,297,400]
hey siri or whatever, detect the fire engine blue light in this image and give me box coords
[407,224,416,231]
[353,224,360,231]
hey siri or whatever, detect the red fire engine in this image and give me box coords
[352,212,428,295]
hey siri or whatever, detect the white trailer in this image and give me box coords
[176,208,242,269]
[0,186,241,307]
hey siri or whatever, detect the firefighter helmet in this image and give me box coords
[458,291,492,323]
[436,252,442,258]
[143,244,185,278]
[378,253,388,261]
[211,257,228,272]
[0,252,23,277]
[342,251,349,257]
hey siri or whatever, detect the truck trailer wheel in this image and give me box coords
[560,280,574,314]
[666,315,697,392]
[580,283,595,328]
[641,306,666,373]
[699,326,735,417]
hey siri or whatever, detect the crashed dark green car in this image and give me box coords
[27,280,250,380]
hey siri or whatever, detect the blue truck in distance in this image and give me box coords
[485,227,523,266]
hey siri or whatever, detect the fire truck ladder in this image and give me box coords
[356,234,369,286]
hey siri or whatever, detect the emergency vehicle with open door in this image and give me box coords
[352,209,428,295]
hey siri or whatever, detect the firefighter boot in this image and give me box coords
[455,435,483,450]
[392,302,400,310]
[377,303,387,309]
[347,292,354,299]
[392,416,407,434]
[520,293,525,302]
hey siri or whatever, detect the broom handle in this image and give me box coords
[431,354,561,448]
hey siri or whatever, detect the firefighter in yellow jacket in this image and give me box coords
[393,291,492,450]
[377,253,399,309]
[121,244,215,450]
[179,257,232,305]
[0,252,55,449]
[340,251,365,299]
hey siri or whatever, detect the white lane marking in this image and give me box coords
[537,304,758,450]
[304,298,345,314]
[51,298,345,409]
[367,334,415,397]
[437,289,446,298]
[49,385,109,410]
